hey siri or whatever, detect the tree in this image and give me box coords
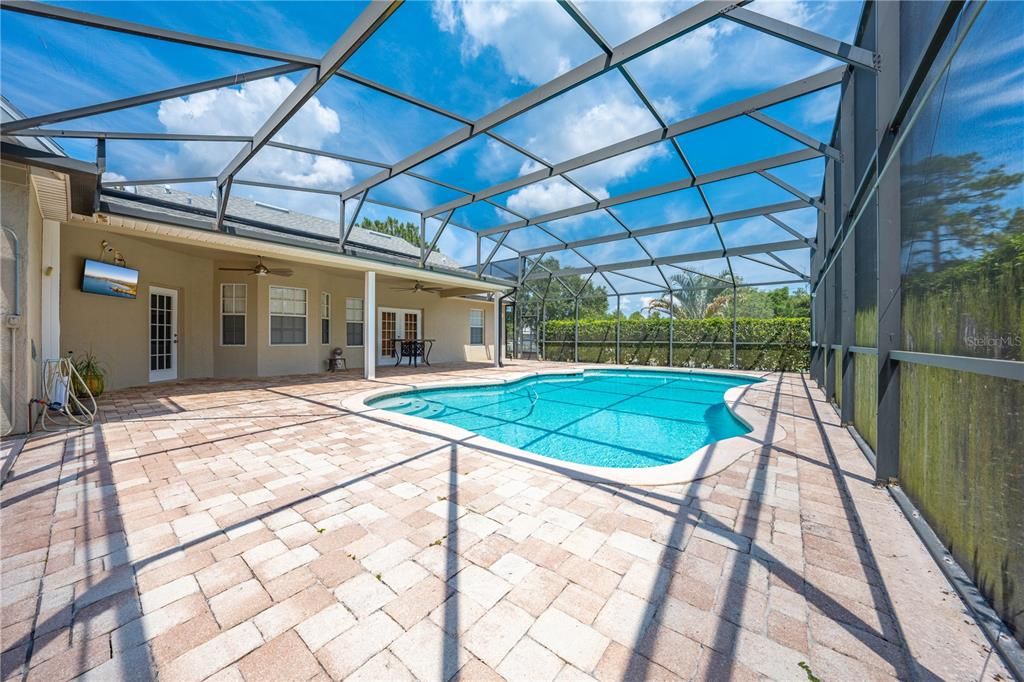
[901,153,1022,273]
[358,217,433,251]
[646,271,731,318]
[522,256,609,320]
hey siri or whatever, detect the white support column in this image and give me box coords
[493,294,501,367]
[364,271,376,381]
[41,219,61,361]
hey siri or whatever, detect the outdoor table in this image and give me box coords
[392,338,434,367]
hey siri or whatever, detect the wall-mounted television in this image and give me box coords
[81,259,139,299]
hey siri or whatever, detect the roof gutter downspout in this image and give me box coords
[2,226,20,439]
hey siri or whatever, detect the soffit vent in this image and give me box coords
[29,168,70,221]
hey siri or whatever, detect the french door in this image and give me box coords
[149,286,178,382]
[378,308,421,364]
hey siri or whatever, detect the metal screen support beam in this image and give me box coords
[764,214,813,245]
[2,1,320,65]
[573,297,580,363]
[16,129,252,142]
[839,167,855,423]
[215,179,232,232]
[746,110,841,161]
[341,192,367,247]
[479,232,509,277]
[731,285,738,368]
[480,148,820,237]
[337,197,345,252]
[723,6,879,71]
[822,161,837,401]
[0,64,307,134]
[419,216,427,265]
[525,238,809,280]
[540,283,548,360]
[767,253,809,280]
[422,66,844,218]
[835,61,857,421]
[757,170,825,210]
[810,210,825,384]
[615,295,622,364]
[667,286,674,367]
[214,0,401,227]
[875,0,901,484]
[94,138,106,213]
[423,210,453,264]
[340,0,743,202]
[809,1,969,293]
[519,199,807,257]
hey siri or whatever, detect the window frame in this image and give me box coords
[269,285,308,347]
[469,308,484,346]
[320,292,331,345]
[219,282,247,347]
[345,297,364,348]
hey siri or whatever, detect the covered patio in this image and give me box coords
[0,363,1009,681]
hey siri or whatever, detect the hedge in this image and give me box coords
[540,317,810,371]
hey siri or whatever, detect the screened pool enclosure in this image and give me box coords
[2,0,1021,665]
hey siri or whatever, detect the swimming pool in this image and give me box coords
[367,369,759,469]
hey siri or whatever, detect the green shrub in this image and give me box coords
[540,317,810,371]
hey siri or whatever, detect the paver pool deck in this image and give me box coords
[0,362,1010,681]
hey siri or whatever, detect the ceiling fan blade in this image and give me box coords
[218,267,254,271]
[267,269,293,276]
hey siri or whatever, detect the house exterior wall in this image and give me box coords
[57,223,500,391]
[1,161,44,434]
[60,226,216,390]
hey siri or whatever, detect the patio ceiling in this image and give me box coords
[0,0,870,292]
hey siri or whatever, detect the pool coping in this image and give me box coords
[341,365,788,486]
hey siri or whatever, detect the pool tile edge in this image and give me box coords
[341,366,787,486]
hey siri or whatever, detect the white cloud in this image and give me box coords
[799,89,840,125]
[750,0,824,28]
[432,0,596,84]
[500,86,667,217]
[155,77,352,216]
[101,171,127,183]
[506,177,591,217]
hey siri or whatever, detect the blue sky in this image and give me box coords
[2,0,882,310]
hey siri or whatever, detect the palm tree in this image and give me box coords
[645,271,732,319]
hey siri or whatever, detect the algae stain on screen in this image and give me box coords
[369,369,759,468]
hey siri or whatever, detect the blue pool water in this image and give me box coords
[369,369,758,468]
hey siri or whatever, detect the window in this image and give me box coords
[320,292,331,345]
[469,309,484,345]
[346,298,364,347]
[220,283,246,346]
[270,286,307,345]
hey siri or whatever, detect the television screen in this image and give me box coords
[81,259,138,299]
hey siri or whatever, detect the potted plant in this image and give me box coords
[72,351,106,398]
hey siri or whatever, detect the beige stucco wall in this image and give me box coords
[57,223,502,391]
[1,161,44,434]
[60,227,215,391]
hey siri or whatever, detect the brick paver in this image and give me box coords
[0,362,1010,681]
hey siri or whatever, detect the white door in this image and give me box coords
[378,308,421,364]
[149,286,178,382]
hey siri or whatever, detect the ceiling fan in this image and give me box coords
[391,280,443,294]
[218,256,293,277]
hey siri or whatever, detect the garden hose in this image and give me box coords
[34,356,97,432]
